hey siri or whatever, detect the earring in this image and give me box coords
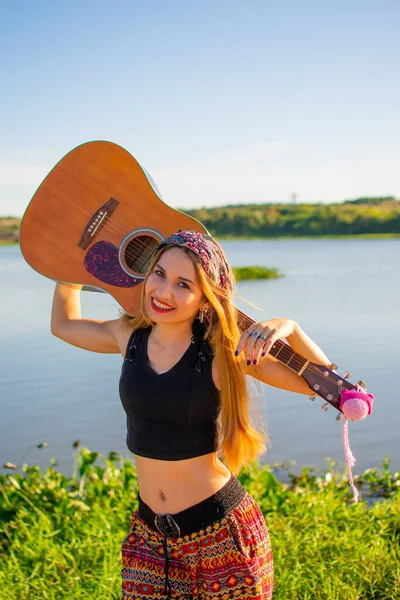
[198,306,208,324]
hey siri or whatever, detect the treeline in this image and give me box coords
[0,217,19,241]
[1,197,400,241]
[183,196,400,237]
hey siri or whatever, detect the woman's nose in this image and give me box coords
[156,279,173,299]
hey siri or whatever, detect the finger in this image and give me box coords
[252,331,271,364]
[261,333,276,357]
[245,330,262,365]
[235,328,254,356]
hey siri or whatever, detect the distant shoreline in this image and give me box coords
[218,233,400,241]
[2,233,399,247]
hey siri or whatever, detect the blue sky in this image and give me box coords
[1,0,399,216]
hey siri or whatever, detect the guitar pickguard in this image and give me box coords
[84,241,140,288]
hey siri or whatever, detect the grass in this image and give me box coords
[1,446,399,599]
[0,240,18,246]
[232,266,283,280]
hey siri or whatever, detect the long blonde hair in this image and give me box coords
[121,243,268,475]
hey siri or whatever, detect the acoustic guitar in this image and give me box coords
[19,141,372,418]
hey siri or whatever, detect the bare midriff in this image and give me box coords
[134,452,232,514]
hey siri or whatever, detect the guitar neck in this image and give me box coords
[236,309,310,377]
[236,308,355,412]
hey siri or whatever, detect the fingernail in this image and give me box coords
[261,352,266,357]
[247,360,251,365]
[234,350,239,356]
[253,359,257,365]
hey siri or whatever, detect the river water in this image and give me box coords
[0,239,399,478]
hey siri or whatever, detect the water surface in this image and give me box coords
[1,239,398,478]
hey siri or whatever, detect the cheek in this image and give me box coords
[182,292,202,310]
[145,274,156,291]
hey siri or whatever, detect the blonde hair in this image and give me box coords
[121,243,268,475]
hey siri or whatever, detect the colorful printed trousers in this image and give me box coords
[121,474,274,599]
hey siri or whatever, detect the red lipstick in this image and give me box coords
[150,297,175,313]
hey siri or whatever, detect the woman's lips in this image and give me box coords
[150,297,175,313]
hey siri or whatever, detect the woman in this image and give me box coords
[51,229,332,599]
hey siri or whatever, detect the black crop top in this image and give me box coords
[118,321,221,460]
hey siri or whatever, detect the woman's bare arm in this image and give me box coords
[51,283,123,353]
[285,322,331,367]
[247,321,331,394]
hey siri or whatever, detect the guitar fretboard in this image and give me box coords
[236,309,309,376]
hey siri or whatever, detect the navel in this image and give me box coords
[159,490,167,501]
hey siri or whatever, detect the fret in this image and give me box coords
[282,347,295,367]
[270,340,285,359]
[272,342,284,359]
[287,352,306,374]
[273,343,292,365]
[236,308,307,376]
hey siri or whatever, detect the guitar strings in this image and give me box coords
[92,223,159,266]
[259,341,347,397]
[95,213,161,253]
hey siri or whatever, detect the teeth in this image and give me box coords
[153,298,174,310]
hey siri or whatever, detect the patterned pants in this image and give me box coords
[121,478,273,599]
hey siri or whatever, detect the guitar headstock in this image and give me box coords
[302,362,363,417]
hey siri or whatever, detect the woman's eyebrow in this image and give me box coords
[155,263,194,285]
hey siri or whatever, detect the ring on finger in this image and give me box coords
[259,335,267,340]
[252,331,261,337]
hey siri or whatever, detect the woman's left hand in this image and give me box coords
[235,318,297,366]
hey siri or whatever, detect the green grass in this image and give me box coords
[232,266,283,280]
[1,447,399,599]
[0,240,18,246]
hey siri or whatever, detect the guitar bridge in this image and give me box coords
[78,197,119,250]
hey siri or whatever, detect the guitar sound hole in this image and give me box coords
[124,235,160,274]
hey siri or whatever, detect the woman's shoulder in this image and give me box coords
[121,323,151,359]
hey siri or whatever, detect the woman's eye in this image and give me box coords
[152,270,189,289]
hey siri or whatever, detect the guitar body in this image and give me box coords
[20,141,206,315]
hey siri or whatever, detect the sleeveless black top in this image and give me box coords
[118,321,221,460]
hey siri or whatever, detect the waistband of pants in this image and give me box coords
[137,472,248,539]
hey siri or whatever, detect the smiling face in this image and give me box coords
[144,247,206,325]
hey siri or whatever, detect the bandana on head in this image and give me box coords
[157,229,233,291]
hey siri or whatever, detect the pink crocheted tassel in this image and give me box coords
[342,417,359,502]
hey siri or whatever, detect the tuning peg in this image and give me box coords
[330,363,338,371]
[357,380,367,389]
[309,394,317,401]
[336,413,343,421]
[343,371,352,379]
[321,403,329,411]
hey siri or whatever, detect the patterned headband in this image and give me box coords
[157,229,233,291]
